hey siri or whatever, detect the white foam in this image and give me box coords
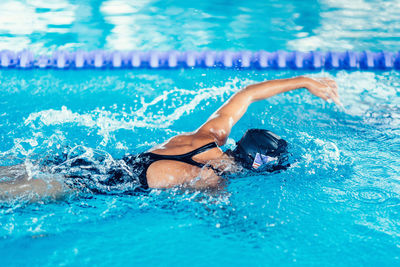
[23,78,246,145]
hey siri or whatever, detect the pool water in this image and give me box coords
[1,0,400,266]
[1,69,399,265]
[1,0,400,52]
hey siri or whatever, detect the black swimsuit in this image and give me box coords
[123,142,218,189]
[47,142,219,194]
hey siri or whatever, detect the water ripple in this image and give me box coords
[313,186,350,204]
[351,187,391,204]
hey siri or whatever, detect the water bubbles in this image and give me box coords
[314,139,340,161]
[295,132,348,175]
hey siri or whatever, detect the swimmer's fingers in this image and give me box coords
[305,77,332,101]
[326,87,342,106]
[315,88,330,101]
[324,80,341,106]
[317,78,338,91]
[313,77,341,105]
[326,79,339,98]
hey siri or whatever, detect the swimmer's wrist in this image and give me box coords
[295,76,312,89]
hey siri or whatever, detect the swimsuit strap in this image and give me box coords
[125,142,219,190]
[147,142,218,169]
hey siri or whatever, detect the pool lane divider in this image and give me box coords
[1,50,399,70]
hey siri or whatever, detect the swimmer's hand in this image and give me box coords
[304,77,342,106]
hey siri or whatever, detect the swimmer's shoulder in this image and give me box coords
[148,131,218,156]
[146,159,222,189]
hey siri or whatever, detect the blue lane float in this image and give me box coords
[1,50,399,70]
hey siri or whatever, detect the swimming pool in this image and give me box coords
[1,0,400,266]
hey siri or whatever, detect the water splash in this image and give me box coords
[23,78,243,146]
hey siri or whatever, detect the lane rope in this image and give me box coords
[1,50,399,70]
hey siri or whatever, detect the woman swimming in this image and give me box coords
[0,76,339,199]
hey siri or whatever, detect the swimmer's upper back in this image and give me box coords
[145,132,225,189]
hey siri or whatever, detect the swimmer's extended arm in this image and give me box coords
[197,76,339,145]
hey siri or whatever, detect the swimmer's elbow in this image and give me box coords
[197,125,228,146]
[209,129,228,146]
[216,135,228,146]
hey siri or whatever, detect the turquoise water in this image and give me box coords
[1,0,400,52]
[1,0,400,266]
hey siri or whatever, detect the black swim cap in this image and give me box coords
[229,129,289,172]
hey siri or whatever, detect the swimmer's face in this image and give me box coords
[227,129,289,172]
[250,153,279,170]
